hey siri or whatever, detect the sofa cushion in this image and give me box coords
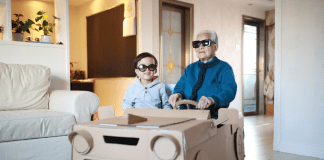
[0,109,76,142]
[0,62,50,111]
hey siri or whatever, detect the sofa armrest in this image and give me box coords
[49,90,100,124]
[98,106,116,119]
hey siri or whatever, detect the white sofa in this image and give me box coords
[0,62,100,160]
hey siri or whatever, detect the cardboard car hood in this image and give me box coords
[87,108,218,150]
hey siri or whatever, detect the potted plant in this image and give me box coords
[33,11,60,43]
[12,14,34,41]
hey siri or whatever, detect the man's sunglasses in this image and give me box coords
[192,39,215,48]
[137,64,157,72]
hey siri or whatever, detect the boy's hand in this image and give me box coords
[168,93,182,108]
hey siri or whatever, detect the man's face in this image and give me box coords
[195,33,218,62]
[135,57,156,81]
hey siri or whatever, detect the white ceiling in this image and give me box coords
[225,0,275,11]
[12,0,274,10]
[11,0,94,7]
[69,0,94,7]
[68,0,275,11]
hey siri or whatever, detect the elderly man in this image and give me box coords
[168,30,237,119]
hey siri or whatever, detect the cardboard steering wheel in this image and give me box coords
[174,100,204,110]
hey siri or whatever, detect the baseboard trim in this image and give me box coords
[273,141,324,159]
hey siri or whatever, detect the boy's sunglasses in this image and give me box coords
[137,64,157,72]
[192,39,215,48]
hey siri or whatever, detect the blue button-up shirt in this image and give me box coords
[173,57,237,118]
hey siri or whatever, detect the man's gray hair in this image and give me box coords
[197,30,218,44]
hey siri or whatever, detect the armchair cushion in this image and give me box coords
[0,62,50,111]
[0,109,76,142]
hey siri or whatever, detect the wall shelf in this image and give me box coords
[0,0,70,91]
[0,0,68,45]
[0,40,66,48]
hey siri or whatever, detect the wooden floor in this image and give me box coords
[244,115,323,160]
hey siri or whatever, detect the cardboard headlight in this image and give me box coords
[151,134,180,160]
[69,130,93,154]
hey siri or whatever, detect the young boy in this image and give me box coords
[122,52,173,110]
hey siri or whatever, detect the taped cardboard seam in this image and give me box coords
[181,121,218,151]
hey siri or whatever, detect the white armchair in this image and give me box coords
[0,62,99,160]
[49,90,99,124]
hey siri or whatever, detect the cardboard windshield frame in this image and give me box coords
[123,108,211,120]
[99,116,195,128]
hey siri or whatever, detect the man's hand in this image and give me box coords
[197,96,215,109]
[168,93,182,108]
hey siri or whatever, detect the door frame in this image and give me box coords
[242,15,266,116]
[159,0,194,82]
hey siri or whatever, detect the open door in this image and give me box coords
[242,16,265,116]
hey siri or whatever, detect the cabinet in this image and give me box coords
[71,80,94,92]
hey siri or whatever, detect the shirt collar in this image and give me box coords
[198,56,220,69]
[134,76,161,88]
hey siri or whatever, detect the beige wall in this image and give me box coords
[136,0,266,115]
[0,5,3,40]
[94,78,135,116]
[70,0,268,116]
[145,0,266,115]
[70,0,128,76]
[70,0,129,116]
[69,5,80,66]
[178,0,266,114]
[274,0,324,158]
[11,1,56,43]
[264,10,275,103]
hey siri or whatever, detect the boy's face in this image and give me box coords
[135,57,157,81]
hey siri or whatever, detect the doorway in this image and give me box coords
[242,16,265,116]
[159,0,193,84]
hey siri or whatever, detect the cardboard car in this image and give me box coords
[69,100,245,160]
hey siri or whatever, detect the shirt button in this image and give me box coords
[145,87,147,89]
[145,91,147,93]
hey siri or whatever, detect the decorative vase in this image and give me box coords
[41,35,52,43]
[12,33,23,41]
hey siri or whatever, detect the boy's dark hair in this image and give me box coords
[133,52,158,69]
